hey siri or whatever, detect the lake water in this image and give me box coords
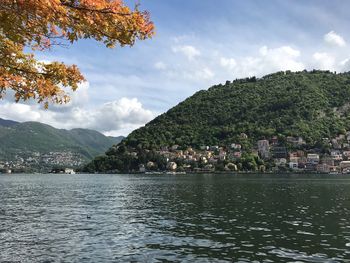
[1,174,350,262]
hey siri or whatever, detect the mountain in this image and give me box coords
[0,120,124,171]
[108,135,125,142]
[85,70,350,172]
[124,70,350,148]
[0,118,19,127]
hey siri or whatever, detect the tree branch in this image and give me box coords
[0,64,53,77]
[60,1,133,16]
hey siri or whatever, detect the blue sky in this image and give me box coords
[2,0,350,135]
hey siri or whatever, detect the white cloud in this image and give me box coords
[154,61,167,70]
[265,46,301,57]
[324,31,346,47]
[340,58,349,66]
[312,52,336,70]
[201,67,215,80]
[340,58,350,70]
[0,97,156,136]
[220,45,304,78]
[47,82,90,112]
[90,98,155,133]
[220,57,237,71]
[6,30,350,139]
[172,45,201,60]
[182,67,215,81]
[259,46,268,56]
[0,103,41,122]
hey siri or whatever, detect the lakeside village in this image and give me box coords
[0,151,81,174]
[137,132,350,174]
[3,133,350,174]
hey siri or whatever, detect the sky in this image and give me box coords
[2,0,350,136]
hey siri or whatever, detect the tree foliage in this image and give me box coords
[0,0,154,107]
[125,70,350,148]
[86,70,350,173]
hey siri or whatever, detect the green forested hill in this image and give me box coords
[0,120,124,161]
[85,70,350,172]
[0,118,18,127]
[124,70,350,148]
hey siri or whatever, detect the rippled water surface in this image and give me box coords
[1,174,350,262]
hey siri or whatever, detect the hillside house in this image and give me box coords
[322,156,335,166]
[219,149,227,160]
[331,150,343,161]
[167,162,177,171]
[230,143,242,150]
[240,133,248,139]
[272,146,288,158]
[171,145,179,151]
[139,164,146,173]
[289,162,298,169]
[287,136,305,146]
[331,139,341,149]
[289,156,300,163]
[258,140,270,159]
[316,163,330,173]
[271,136,278,145]
[340,161,350,171]
[307,154,320,164]
[275,158,287,166]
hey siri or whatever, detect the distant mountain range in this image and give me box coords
[0,118,124,171]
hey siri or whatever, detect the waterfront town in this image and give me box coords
[0,151,83,173]
[3,132,350,174]
[138,132,350,174]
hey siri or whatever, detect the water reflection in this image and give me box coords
[0,174,350,262]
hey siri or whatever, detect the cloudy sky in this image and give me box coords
[2,0,350,136]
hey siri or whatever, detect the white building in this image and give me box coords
[289,162,298,169]
[219,149,227,160]
[166,162,177,171]
[340,161,350,170]
[258,140,270,159]
[139,164,146,173]
[275,158,287,166]
[230,143,242,150]
[331,150,342,161]
[307,154,320,164]
[64,168,75,174]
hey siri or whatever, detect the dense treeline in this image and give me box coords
[83,146,167,173]
[125,70,350,148]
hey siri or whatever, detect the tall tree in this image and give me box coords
[0,0,154,108]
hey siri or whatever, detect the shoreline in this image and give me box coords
[2,171,347,176]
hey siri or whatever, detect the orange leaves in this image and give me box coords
[0,33,85,107]
[0,0,154,107]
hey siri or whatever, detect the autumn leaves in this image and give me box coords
[0,0,154,107]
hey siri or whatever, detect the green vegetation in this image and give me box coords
[0,118,18,127]
[127,70,350,147]
[86,70,350,172]
[0,120,124,161]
